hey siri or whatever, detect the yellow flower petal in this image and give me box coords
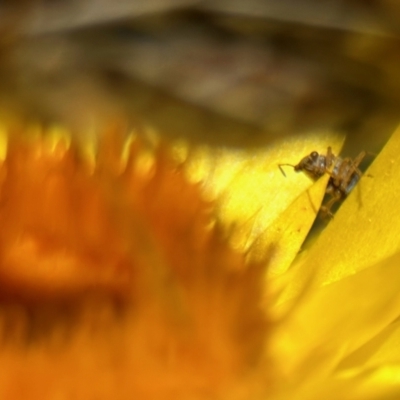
[256,174,330,276]
[295,124,400,287]
[274,251,400,378]
[339,319,400,370]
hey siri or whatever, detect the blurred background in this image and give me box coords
[1,0,400,152]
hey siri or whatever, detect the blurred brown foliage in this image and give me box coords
[1,0,400,150]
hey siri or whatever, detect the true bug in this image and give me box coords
[279,147,370,217]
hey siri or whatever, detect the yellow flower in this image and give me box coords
[184,125,400,399]
[0,120,399,400]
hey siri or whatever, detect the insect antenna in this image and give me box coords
[278,163,296,177]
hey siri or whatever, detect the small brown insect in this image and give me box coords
[279,147,370,217]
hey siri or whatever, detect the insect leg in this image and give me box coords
[320,190,343,219]
[326,146,336,169]
[352,151,367,167]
